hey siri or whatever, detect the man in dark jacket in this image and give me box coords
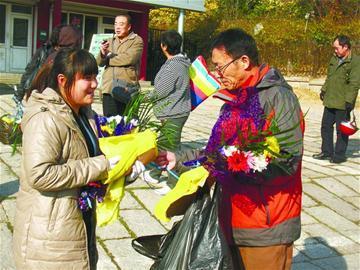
[155,28,304,269]
[313,35,360,163]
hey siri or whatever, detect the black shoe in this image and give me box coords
[312,152,332,160]
[330,156,347,164]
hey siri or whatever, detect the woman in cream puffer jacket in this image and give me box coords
[13,49,111,270]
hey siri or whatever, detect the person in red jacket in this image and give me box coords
[155,28,304,270]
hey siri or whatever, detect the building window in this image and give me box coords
[84,16,98,50]
[70,13,84,32]
[61,12,68,25]
[13,18,28,46]
[0,5,5,43]
[104,28,114,34]
[11,4,31,14]
[102,17,114,25]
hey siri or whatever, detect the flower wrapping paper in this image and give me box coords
[96,129,158,226]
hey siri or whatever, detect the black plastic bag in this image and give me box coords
[132,186,234,270]
[132,220,181,260]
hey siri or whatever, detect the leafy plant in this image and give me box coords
[123,92,178,150]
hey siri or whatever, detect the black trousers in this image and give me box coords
[320,107,349,158]
[149,116,189,179]
[102,93,127,117]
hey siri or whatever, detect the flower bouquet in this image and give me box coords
[201,108,303,183]
[0,114,21,147]
[0,95,23,154]
[80,93,176,226]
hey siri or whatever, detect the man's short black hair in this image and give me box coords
[334,35,351,49]
[210,28,259,66]
[160,30,182,55]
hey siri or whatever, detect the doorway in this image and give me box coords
[9,14,32,72]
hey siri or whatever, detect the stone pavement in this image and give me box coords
[0,88,359,270]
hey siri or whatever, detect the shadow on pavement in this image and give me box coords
[0,179,19,197]
[347,138,360,158]
[0,83,17,95]
[294,237,347,270]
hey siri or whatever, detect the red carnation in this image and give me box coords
[227,151,249,173]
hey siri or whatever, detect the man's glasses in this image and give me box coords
[215,57,240,77]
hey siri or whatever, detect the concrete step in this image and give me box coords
[0,73,22,85]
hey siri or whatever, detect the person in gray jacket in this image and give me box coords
[143,30,191,186]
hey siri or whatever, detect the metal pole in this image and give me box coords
[178,9,185,50]
[33,5,38,51]
[49,2,54,35]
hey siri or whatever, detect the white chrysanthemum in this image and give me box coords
[250,154,268,172]
[114,115,123,124]
[221,145,238,157]
[107,115,122,123]
[130,119,139,126]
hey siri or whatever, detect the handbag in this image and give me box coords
[111,77,140,104]
[110,38,140,103]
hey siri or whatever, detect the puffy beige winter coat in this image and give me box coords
[96,32,143,94]
[13,88,109,270]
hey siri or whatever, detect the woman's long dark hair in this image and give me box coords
[26,48,98,100]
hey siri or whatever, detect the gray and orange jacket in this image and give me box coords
[176,66,304,246]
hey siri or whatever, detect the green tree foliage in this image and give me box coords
[149,0,359,76]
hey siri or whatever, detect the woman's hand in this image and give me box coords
[155,151,176,170]
[126,160,146,183]
[108,156,120,169]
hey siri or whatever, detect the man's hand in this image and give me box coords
[345,102,354,121]
[100,40,110,57]
[320,91,325,101]
[345,102,354,113]
[155,151,176,170]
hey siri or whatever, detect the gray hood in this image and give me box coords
[166,53,191,68]
[257,67,292,91]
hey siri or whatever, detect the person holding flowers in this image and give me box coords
[13,48,119,270]
[155,28,304,270]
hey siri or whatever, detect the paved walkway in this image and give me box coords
[0,88,359,270]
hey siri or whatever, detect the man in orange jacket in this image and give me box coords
[156,28,304,270]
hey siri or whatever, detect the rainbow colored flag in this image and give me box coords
[189,55,221,110]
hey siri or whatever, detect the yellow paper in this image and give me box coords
[154,166,209,222]
[96,129,158,226]
[99,129,157,184]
